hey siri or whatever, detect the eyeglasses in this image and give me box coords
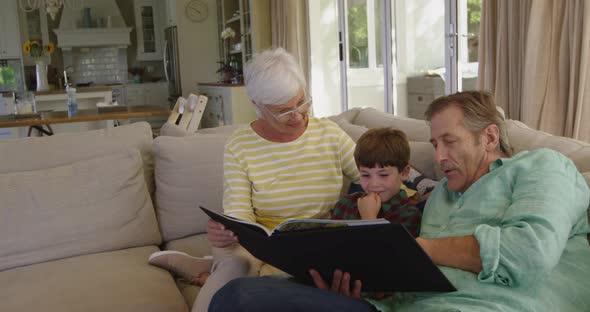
[259,96,312,123]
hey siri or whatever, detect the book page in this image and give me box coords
[200,207,272,236]
[272,218,389,234]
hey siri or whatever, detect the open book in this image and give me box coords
[201,207,389,236]
[200,206,455,292]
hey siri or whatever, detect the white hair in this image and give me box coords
[244,48,306,114]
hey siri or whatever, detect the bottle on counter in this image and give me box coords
[66,86,78,117]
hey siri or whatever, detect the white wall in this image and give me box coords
[176,0,220,97]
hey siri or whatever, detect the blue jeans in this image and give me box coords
[209,276,378,312]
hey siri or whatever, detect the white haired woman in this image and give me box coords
[149,47,360,312]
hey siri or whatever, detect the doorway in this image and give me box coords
[308,0,481,118]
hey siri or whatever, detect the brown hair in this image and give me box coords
[424,90,513,157]
[354,128,410,172]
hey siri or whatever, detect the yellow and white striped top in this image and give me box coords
[223,117,360,231]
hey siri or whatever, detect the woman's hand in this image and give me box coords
[309,269,362,299]
[358,192,381,220]
[207,219,238,248]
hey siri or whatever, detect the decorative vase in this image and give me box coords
[35,61,49,91]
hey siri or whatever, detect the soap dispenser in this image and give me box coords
[66,86,78,117]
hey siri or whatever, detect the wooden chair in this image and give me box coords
[167,94,208,132]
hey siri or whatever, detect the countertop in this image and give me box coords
[198,82,245,87]
[34,86,113,96]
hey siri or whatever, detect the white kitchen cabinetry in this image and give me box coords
[164,0,177,27]
[218,0,271,71]
[134,0,164,61]
[0,0,23,59]
[197,83,257,128]
[125,82,168,107]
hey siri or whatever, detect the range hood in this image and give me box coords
[53,0,132,50]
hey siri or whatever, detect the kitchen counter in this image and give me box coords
[199,82,245,87]
[34,86,113,96]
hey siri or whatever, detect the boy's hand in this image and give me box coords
[358,192,381,220]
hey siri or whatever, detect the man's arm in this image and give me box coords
[416,236,482,273]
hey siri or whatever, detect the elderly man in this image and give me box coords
[209,91,590,312]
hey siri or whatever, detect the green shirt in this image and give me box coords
[369,148,590,312]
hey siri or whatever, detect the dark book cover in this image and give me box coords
[200,206,456,292]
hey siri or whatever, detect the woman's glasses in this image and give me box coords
[259,97,312,123]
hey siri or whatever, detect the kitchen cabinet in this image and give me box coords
[218,0,271,72]
[125,82,168,107]
[125,82,168,130]
[134,0,164,61]
[0,0,23,59]
[164,0,177,27]
[197,83,257,128]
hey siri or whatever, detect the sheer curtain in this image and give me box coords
[270,0,310,86]
[479,0,590,142]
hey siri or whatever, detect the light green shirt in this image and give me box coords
[369,148,590,312]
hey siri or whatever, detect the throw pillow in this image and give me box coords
[0,149,160,271]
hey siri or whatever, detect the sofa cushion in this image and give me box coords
[507,120,590,173]
[0,246,188,312]
[353,107,432,142]
[0,122,155,194]
[154,132,232,242]
[160,122,192,137]
[409,141,443,180]
[164,233,212,258]
[0,149,161,271]
[329,114,441,180]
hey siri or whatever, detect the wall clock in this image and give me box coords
[186,0,208,23]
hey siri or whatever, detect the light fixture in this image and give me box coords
[19,0,83,21]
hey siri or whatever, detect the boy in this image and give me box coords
[331,127,422,237]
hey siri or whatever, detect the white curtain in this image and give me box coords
[270,0,310,86]
[479,0,590,142]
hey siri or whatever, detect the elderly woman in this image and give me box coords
[150,48,360,312]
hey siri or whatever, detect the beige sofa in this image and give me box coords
[0,107,588,311]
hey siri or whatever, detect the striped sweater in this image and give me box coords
[223,117,360,231]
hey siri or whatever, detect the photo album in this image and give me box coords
[200,206,456,292]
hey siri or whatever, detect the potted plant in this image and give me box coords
[218,27,237,83]
[22,40,55,91]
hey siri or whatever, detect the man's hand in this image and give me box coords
[309,269,362,298]
[207,219,238,248]
[358,192,381,220]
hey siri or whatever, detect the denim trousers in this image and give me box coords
[209,276,378,312]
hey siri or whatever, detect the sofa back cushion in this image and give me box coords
[0,122,155,194]
[329,113,441,180]
[507,120,590,173]
[154,132,232,242]
[0,149,161,271]
[352,107,432,142]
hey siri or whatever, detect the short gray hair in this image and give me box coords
[244,48,306,112]
[425,91,513,157]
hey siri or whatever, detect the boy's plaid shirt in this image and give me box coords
[330,189,422,237]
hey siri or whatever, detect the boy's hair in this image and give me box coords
[354,128,410,172]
